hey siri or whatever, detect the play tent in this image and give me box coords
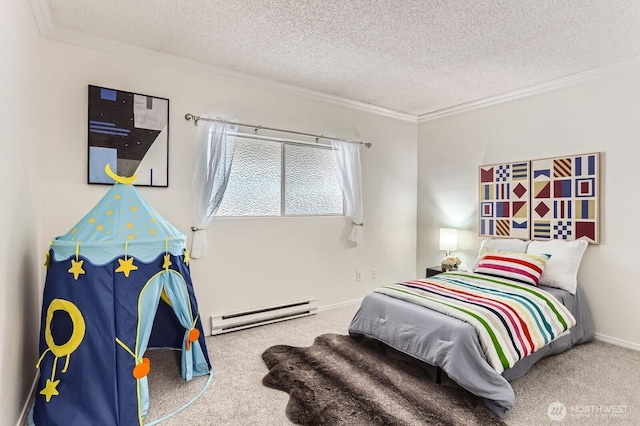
[30,174,212,426]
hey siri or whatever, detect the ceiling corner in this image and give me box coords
[28,0,54,37]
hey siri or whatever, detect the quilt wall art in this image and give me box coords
[478,152,600,243]
[478,161,531,239]
[530,153,600,243]
[88,85,169,187]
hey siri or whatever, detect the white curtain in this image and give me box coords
[191,120,237,258]
[331,139,364,246]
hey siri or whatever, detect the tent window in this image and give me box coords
[51,310,74,345]
[217,137,344,217]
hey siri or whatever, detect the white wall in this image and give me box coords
[418,65,640,347]
[0,0,43,423]
[37,40,417,328]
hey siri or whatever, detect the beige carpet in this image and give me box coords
[145,303,640,425]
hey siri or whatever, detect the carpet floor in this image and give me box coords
[143,303,640,425]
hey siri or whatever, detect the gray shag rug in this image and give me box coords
[262,333,506,426]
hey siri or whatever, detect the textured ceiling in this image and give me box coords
[45,0,640,116]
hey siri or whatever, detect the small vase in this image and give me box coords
[441,264,457,272]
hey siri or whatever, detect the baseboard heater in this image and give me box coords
[210,299,318,335]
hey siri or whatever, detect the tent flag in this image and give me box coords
[30,172,212,426]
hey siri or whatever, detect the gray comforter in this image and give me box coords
[348,281,594,418]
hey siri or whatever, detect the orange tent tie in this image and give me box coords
[186,328,200,351]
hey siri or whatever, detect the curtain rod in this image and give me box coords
[184,113,372,148]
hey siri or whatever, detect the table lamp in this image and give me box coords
[439,228,460,271]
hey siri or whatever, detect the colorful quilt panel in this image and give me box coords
[478,161,530,239]
[531,153,599,243]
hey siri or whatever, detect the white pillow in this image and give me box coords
[472,238,530,270]
[526,239,588,294]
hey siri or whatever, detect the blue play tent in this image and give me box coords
[30,176,212,425]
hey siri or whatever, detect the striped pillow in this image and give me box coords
[474,250,550,286]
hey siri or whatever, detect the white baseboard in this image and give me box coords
[17,373,38,426]
[594,333,640,351]
[317,298,362,313]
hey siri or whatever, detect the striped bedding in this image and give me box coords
[373,271,576,373]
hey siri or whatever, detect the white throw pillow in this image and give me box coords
[526,239,589,294]
[472,238,530,270]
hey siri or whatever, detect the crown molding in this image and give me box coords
[28,0,53,36]
[28,0,418,123]
[418,55,640,122]
[30,0,640,125]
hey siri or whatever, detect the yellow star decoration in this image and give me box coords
[106,210,114,216]
[163,254,172,270]
[126,222,134,229]
[40,378,60,402]
[44,251,50,267]
[70,228,78,235]
[96,225,104,231]
[130,205,138,212]
[114,194,121,200]
[88,217,96,224]
[127,234,135,240]
[68,259,85,280]
[115,257,138,278]
[183,250,190,266]
[149,229,156,235]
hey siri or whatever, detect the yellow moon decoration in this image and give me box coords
[160,288,173,307]
[44,299,86,358]
[104,163,138,185]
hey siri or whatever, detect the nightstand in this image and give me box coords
[426,266,443,278]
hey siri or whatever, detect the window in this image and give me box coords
[217,137,344,217]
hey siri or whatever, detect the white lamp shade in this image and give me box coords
[439,228,458,252]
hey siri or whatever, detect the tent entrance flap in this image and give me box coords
[135,270,210,421]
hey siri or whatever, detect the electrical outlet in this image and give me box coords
[372,269,377,279]
[356,270,362,281]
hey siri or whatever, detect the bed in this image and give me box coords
[348,241,595,418]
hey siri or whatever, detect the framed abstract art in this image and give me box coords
[478,161,531,239]
[530,152,600,243]
[88,85,169,187]
[478,152,601,244]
